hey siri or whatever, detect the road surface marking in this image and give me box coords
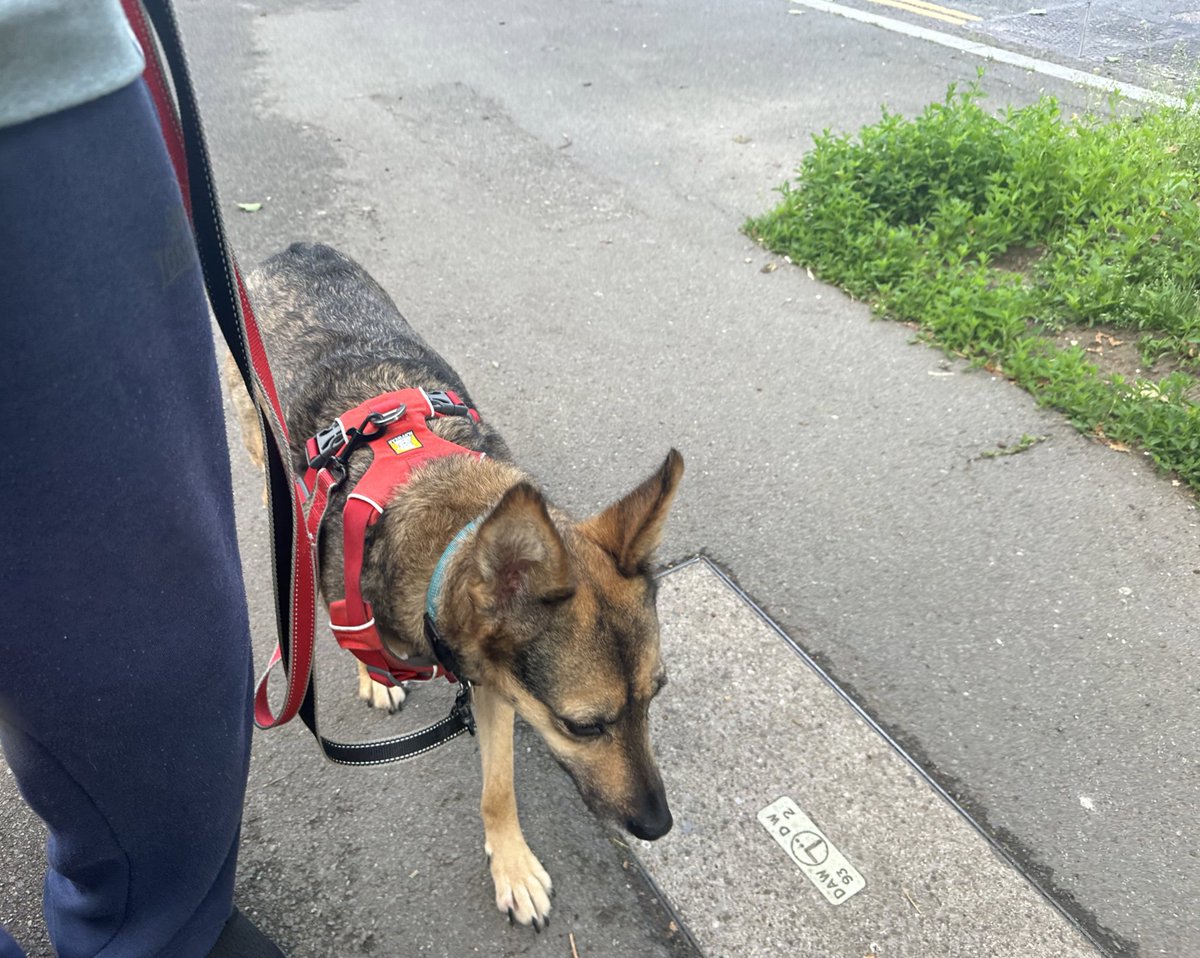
[788,0,1184,109]
[864,0,980,26]
[758,796,867,905]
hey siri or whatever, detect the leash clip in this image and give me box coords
[369,405,406,428]
[317,404,408,478]
[451,682,476,736]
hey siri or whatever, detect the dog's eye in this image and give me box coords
[562,718,606,739]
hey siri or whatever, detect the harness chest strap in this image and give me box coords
[307,387,485,687]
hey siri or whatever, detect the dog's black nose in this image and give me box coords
[627,809,673,841]
[626,795,673,841]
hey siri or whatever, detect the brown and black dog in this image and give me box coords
[230,243,682,931]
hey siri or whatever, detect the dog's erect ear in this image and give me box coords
[469,482,573,613]
[580,449,684,576]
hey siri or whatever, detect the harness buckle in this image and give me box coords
[427,390,472,418]
[307,420,347,471]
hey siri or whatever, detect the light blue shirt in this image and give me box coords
[0,0,144,129]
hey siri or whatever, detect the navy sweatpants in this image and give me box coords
[0,79,253,957]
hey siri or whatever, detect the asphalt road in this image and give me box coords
[821,0,1200,81]
[193,0,1200,952]
[2,1,1198,955]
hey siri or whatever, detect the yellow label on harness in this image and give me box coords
[387,431,423,455]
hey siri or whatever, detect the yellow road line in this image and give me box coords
[890,0,981,21]
[863,0,980,26]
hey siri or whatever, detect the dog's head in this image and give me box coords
[454,449,683,840]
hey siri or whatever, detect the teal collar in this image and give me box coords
[425,517,481,624]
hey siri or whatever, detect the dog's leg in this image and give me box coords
[474,683,552,930]
[223,350,273,507]
[224,351,266,471]
[355,660,406,713]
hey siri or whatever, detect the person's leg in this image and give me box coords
[0,78,254,957]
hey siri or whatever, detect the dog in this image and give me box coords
[230,242,683,931]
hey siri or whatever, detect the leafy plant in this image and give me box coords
[748,80,1200,490]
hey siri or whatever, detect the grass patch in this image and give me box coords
[746,78,1200,490]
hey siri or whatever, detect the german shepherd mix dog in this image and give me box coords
[231,243,682,931]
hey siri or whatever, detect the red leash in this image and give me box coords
[121,0,315,733]
[124,0,474,764]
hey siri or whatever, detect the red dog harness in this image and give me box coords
[301,387,484,689]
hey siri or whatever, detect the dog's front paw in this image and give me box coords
[486,837,552,931]
[355,665,406,713]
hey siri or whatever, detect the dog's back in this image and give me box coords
[245,243,509,467]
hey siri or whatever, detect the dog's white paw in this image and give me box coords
[486,838,553,931]
[356,671,406,713]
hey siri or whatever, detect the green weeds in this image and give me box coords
[977,434,1049,459]
[747,79,1200,490]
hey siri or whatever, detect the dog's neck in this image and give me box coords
[359,454,526,663]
